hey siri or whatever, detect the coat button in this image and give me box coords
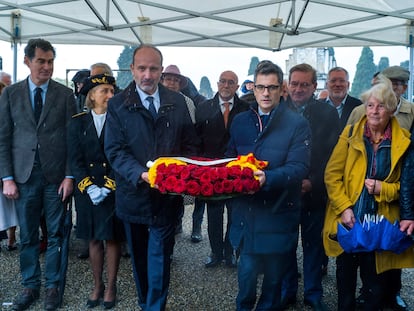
[89,163,94,167]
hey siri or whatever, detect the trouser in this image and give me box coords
[336,252,382,311]
[16,165,64,289]
[237,253,290,311]
[124,222,175,311]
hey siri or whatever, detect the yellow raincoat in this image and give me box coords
[323,115,414,273]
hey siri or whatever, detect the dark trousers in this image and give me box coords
[192,198,205,232]
[237,253,290,310]
[123,222,175,311]
[336,252,382,311]
[16,165,64,289]
[206,200,233,259]
[282,205,325,302]
[379,269,402,305]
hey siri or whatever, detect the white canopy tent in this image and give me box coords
[0,0,413,94]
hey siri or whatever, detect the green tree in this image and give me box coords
[350,47,377,97]
[377,57,389,73]
[199,76,213,98]
[247,56,260,76]
[116,45,137,89]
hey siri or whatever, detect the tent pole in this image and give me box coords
[410,44,413,103]
[12,43,17,83]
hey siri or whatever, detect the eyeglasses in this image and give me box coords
[391,80,406,87]
[254,84,280,92]
[218,79,236,86]
[327,79,347,84]
[289,81,312,89]
[163,76,181,83]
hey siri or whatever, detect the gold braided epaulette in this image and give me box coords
[104,176,116,191]
[78,176,93,193]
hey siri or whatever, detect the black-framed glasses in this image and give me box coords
[254,84,280,92]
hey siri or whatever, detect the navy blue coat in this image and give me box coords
[104,82,200,225]
[226,101,311,254]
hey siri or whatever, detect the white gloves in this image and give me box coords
[87,184,112,205]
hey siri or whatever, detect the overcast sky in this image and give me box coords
[0,41,410,92]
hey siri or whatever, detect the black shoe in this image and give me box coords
[204,254,223,268]
[44,288,60,311]
[304,299,328,311]
[13,288,40,311]
[103,286,117,309]
[281,296,296,309]
[191,232,202,243]
[225,254,237,268]
[384,293,408,311]
[77,249,89,259]
[86,286,104,308]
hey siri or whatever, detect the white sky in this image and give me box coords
[0,41,410,92]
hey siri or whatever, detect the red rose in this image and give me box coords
[228,165,242,178]
[213,180,225,194]
[164,175,177,192]
[216,167,228,179]
[173,179,187,193]
[233,179,243,193]
[242,179,260,193]
[158,183,166,193]
[180,166,192,180]
[191,166,208,179]
[170,163,185,175]
[200,182,214,196]
[200,171,212,184]
[186,180,201,196]
[223,179,234,193]
[155,173,165,184]
[157,163,167,174]
[241,167,254,178]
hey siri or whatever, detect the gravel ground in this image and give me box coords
[1,204,413,311]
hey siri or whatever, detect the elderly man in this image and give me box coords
[282,63,340,311]
[347,66,414,311]
[325,67,362,130]
[0,38,76,311]
[195,70,250,268]
[104,44,199,311]
[226,60,311,310]
[0,71,12,86]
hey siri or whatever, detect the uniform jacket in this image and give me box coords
[347,97,414,131]
[287,96,340,206]
[0,78,76,183]
[67,111,114,199]
[196,93,250,158]
[323,116,414,273]
[226,101,311,254]
[104,82,200,225]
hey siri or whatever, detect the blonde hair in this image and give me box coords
[360,76,397,112]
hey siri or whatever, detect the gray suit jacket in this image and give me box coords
[0,78,76,184]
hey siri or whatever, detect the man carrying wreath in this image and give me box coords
[226,60,311,310]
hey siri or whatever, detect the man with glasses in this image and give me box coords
[281,63,340,311]
[325,67,362,130]
[195,70,249,268]
[226,60,311,310]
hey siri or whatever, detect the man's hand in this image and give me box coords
[2,179,19,200]
[58,178,73,202]
[301,179,312,194]
[254,170,266,187]
[141,172,150,184]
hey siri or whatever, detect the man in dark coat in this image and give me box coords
[0,38,76,311]
[325,66,362,130]
[104,45,199,311]
[195,70,250,268]
[226,60,311,310]
[282,63,340,311]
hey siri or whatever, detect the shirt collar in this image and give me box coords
[28,77,49,93]
[135,84,160,105]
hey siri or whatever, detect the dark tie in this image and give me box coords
[147,96,157,119]
[34,87,43,123]
[260,114,269,128]
[223,102,230,128]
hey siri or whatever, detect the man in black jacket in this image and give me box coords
[195,70,249,268]
[282,63,340,311]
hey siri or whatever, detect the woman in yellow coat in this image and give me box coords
[323,78,414,311]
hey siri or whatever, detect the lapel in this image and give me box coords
[38,80,57,125]
[18,80,38,126]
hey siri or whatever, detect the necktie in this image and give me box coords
[147,96,157,119]
[34,87,43,123]
[260,114,269,128]
[223,102,230,128]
